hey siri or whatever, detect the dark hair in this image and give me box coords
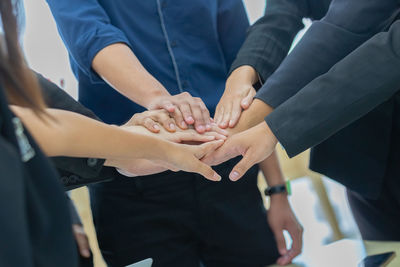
[0,0,45,113]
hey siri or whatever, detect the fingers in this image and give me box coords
[171,108,187,129]
[228,100,242,128]
[194,139,224,159]
[204,131,227,141]
[143,117,160,133]
[219,102,232,129]
[179,131,216,143]
[72,224,91,258]
[241,87,256,110]
[178,102,194,125]
[155,110,176,132]
[190,100,207,133]
[272,228,288,263]
[287,223,303,262]
[210,123,229,136]
[229,150,255,181]
[193,160,222,181]
[214,104,223,126]
[200,101,212,131]
[160,99,176,113]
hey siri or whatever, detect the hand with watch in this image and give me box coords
[259,155,303,266]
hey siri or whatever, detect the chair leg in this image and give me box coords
[309,174,344,241]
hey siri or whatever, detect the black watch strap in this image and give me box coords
[264,184,287,196]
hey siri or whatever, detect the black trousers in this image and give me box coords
[89,158,279,267]
[347,98,400,241]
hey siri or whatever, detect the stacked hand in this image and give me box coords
[147,92,212,133]
[214,66,258,128]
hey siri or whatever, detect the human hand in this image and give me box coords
[72,224,91,258]
[155,139,224,181]
[268,194,303,265]
[121,123,227,143]
[125,109,177,133]
[147,92,212,133]
[202,121,278,180]
[214,66,257,129]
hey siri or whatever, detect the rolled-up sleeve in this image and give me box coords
[46,0,131,83]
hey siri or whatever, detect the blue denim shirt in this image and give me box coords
[46,0,249,124]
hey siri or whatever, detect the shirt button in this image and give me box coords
[87,158,98,167]
[170,41,178,48]
[69,175,79,183]
[61,176,69,184]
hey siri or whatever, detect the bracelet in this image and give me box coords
[264,181,292,196]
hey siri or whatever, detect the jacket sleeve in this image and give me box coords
[36,73,115,189]
[255,0,399,108]
[266,20,400,157]
[46,0,131,83]
[229,0,330,82]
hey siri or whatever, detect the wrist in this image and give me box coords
[229,65,258,85]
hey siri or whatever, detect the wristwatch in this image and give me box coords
[264,181,292,196]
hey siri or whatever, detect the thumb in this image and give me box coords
[194,160,222,181]
[229,150,255,181]
[273,227,288,256]
[241,88,256,109]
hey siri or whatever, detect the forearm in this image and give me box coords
[230,98,274,134]
[92,43,170,108]
[259,152,285,187]
[11,106,169,160]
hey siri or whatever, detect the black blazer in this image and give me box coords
[0,85,77,266]
[235,0,400,199]
[36,73,117,190]
[265,21,400,199]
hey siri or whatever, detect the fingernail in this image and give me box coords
[214,173,221,181]
[229,120,235,127]
[153,125,160,130]
[197,125,205,132]
[187,116,194,123]
[169,123,175,130]
[230,171,240,181]
[206,124,211,130]
[181,121,187,128]
[82,249,90,258]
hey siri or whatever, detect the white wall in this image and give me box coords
[23,0,266,99]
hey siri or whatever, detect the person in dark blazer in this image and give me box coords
[205,0,400,241]
[214,0,331,128]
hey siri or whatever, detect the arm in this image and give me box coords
[255,0,399,110]
[259,156,302,265]
[266,20,400,157]
[46,0,211,133]
[215,0,330,128]
[205,19,400,181]
[36,73,106,181]
[11,106,223,181]
[230,0,330,82]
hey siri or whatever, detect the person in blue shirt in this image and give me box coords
[45,1,301,266]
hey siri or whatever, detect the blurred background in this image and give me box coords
[22,1,361,266]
